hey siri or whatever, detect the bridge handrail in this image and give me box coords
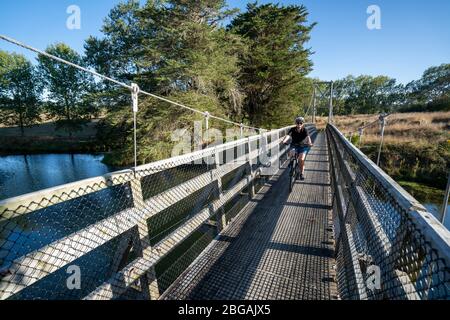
[0,127,291,219]
[0,124,304,300]
[328,124,450,256]
[327,123,449,300]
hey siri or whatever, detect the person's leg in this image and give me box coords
[288,148,296,160]
[288,148,296,171]
[298,152,306,175]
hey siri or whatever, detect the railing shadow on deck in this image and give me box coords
[163,166,293,300]
[160,131,336,300]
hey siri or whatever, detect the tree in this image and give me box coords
[0,51,41,135]
[331,65,450,115]
[37,43,94,136]
[331,66,449,115]
[405,63,450,111]
[146,0,244,116]
[332,75,404,115]
[91,0,247,165]
[84,0,144,85]
[229,2,315,127]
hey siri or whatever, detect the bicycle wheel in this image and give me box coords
[289,160,296,193]
[289,161,295,193]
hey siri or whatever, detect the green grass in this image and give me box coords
[0,136,106,155]
[360,141,449,189]
[0,119,99,137]
[0,119,106,155]
[397,180,445,204]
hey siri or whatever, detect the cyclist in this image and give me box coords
[282,117,313,180]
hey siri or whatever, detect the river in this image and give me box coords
[397,181,449,230]
[0,154,116,201]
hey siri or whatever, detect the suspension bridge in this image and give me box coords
[0,35,449,300]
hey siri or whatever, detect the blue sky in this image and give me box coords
[0,0,449,84]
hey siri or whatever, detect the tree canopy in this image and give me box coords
[37,43,96,135]
[88,0,255,164]
[0,51,41,135]
[0,0,448,165]
[332,75,404,115]
[229,2,315,127]
[331,64,450,115]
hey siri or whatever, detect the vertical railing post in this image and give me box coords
[204,112,210,147]
[214,148,227,231]
[376,114,387,167]
[204,111,211,169]
[259,128,266,181]
[247,136,255,199]
[328,81,334,124]
[130,83,159,299]
[260,129,268,168]
[131,83,140,169]
[358,127,364,147]
[440,172,450,224]
[312,86,317,124]
[130,175,160,300]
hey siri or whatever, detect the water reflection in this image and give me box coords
[0,154,131,299]
[0,155,217,299]
[399,182,449,230]
[0,154,115,200]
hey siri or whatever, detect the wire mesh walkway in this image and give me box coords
[162,132,339,300]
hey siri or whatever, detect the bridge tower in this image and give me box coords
[310,81,334,124]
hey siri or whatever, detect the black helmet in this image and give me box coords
[295,117,305,125]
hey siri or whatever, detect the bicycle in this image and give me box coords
[288,149,300,193]
[285,143,313,193]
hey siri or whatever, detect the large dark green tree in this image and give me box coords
[87,0,247,165]
[229,2,315,127]
[84,1,144,87]
[0,51,41,135]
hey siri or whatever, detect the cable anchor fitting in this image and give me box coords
[131,83,140,113]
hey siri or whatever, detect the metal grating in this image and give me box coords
[162,132,338,300]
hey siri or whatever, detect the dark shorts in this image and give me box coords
[291,145,311,155]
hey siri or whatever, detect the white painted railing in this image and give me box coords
[327,124,449,300]
[0,125,311,300]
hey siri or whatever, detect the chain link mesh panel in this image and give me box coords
[327,124,449,300]
[0,127,291,300]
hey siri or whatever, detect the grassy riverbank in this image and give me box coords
[397,181,445,204]
[0,136,107,155]
[0,119,109,155]
[359,141,449,189]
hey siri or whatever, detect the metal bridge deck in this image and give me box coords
[162,132,338,300]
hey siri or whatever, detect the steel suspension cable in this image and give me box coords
[0,34,262,132]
